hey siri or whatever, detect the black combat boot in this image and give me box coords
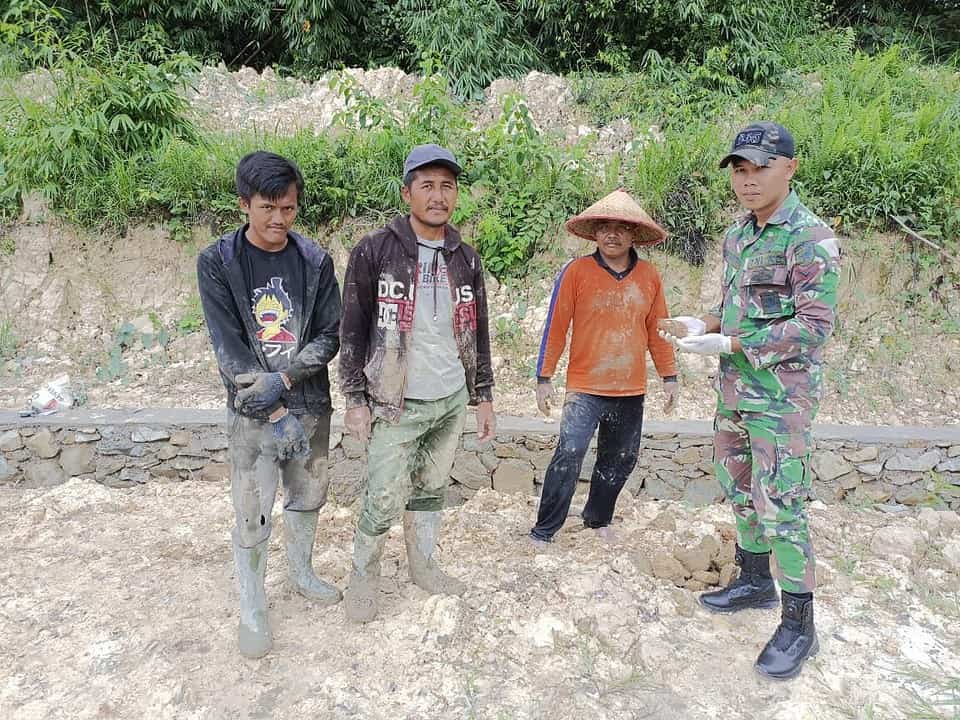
[699,546,780,613]
[755,593,819,680]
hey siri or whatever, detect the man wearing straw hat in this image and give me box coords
[661,121,841,680]
[530,189,679,543]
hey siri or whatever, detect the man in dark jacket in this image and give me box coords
[197,151,342,658]
[339,144,496,623]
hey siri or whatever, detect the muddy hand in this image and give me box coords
[535,380,554,417]
[344,405,371,444]
[663,379,679,414]
[271,411,310,461]
[476,401,496,443]
[235,372,289,414]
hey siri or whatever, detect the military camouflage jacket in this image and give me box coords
[709,190,841,414]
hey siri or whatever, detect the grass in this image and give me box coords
[898,661,960,720]
[0,320,16,360]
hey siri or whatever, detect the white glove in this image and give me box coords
[675,333,732,355]
[673,316,707,337]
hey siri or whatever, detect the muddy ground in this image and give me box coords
[3,479,959,719]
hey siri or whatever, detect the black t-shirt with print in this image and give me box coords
[241,238,307,408]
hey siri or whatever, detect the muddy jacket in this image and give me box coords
[197,226,341,419]
[710,190,841,415]
[339,215,494,423]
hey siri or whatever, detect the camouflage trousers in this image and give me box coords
[713,404,816,594]
[357,385,468,537]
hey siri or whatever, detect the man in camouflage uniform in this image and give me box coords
[662,122,840,680]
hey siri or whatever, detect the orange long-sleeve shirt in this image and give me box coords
[536,252,677,396]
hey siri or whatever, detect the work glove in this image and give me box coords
[535,380,555,417]
[675,333,732,355]
[658,315,707,341]
[235,372,289,414]
[271,410,310,461]
[344,405,372,444]
[663,379,679,414]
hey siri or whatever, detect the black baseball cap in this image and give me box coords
[403,144,462,178]
[719,121,795,169]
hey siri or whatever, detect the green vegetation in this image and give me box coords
[0,0,958,276]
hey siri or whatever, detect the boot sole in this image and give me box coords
[698,595,780,614]
[754,636,820,681]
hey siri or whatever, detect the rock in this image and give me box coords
[719,563,738,586]
[450,454,491,491]
[837,473,861,491]
[936,458,960,473]
[886,450,940,473]
[643,476,682,501]
[523,435,554,452]
[684,579,707,592]
[98,430,136,456]
[674,546,712,574]
[870,527,925,561]
[650,510,676,532]
[633,554,654,576]
[811,451,852,482]
[894,486,929,506]
[120,467,149,484]
[422,595,461,638]
[918,507,942,535]
[674,447,701,465]
[682,476,723,506]
[857,462,884,477]
[715,540,736,567]
[199,462,229,482]
[95,456,126,479]
[171,456,205,471]
[59,445,96,476]
[492,461,534,494]
[526,613,573,648]
[692,570,720,585]
[169,431,192,447]
[948,445,960,458]
[678,436,712,448]
[843,446,879,463]
[886,471,924,487]
[493,443,522,459]
[699,535,720,559]
[479,451,499,472]
[131,427,170,443]
[26,428,60,459]
[943,539,960,573]
[0,457,17,482]
[157,444,178,460]
[652,553,688,582]
[201,435,229,452]
[74,431,101,443]
[938,510,960,535]
[22,460,66,488]
[0,429,23,451]
[854,485,892,504]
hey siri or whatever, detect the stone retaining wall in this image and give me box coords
[2,410,959,513]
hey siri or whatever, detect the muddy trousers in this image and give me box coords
[713,404,816,594]
[356,385,468,537]
[228,411,332,548]
[531,392,645,541]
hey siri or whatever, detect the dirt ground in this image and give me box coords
[2,478,958,719]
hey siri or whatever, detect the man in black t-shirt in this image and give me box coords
[197,152,342,658]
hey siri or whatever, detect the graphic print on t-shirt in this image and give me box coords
[251,277,297,359]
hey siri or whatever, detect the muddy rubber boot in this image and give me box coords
[755,594,819,680]
[403,510,467,596]
[283,509,342,605]
[233,537,272,658]
[343,529,387,624]
[699,546,780,613]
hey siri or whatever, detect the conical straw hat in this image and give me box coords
[565,189,667,247]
